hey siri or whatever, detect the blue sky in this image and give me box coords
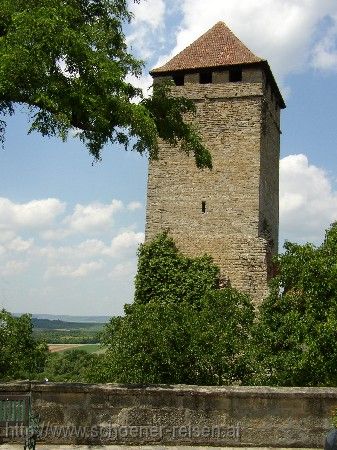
[0,0,336,316]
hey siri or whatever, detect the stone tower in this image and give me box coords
[145,22,285,302]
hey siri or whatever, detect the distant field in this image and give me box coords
[76,344,103,354]
[48,343,102,353]
[32,318,103,330]
[33,317,105,344]
[49,344,84,352]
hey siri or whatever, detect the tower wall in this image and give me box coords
[259,80,281,256]
[145,75,280,302]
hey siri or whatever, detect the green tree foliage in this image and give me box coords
[0,0,211,168]
[0,309,48,380]
[134,232,220,305]
[42,349,104,382]
[251,223,337,386]
[101,233,254,385]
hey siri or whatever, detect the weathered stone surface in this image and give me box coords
[0,446,323,449]
[0,383,335,447]
[145,70,281,303]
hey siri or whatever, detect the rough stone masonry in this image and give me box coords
[0,382,334,447]
[145,22,285,302]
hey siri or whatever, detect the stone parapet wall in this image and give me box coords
[0,383,336,447]
[170,82,264,101]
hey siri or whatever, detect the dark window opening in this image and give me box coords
[202,201,206,213]
[199,71,212,84]
[229,67,242,82]
[172,73,184,86]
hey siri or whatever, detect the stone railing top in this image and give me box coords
[1,381,337,398]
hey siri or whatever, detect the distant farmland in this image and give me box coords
[33,317,105,344]
[48,343,102,353]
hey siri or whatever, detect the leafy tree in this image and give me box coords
[101,292,254,385]
[42,349,104,382]
[134,232,220,306]
[100,233,254,385]
[251,223,337,386]
[0,309,48,380]
[0,0,211,168]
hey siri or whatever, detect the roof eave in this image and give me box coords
[261,61,286,109]
[150,60,263,76]
[150,60,286,109]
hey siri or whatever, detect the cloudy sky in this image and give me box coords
[1,0,337,316]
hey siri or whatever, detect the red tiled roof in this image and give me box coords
[151,22,264,74]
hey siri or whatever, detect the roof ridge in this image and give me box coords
[151,21,263,74]
[214,21,263,60]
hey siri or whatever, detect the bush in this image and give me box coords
[100,233,254,385]
[42,349,105,382]
[0,309,48,380]
[134,232,220,306]
[251,223,337,386]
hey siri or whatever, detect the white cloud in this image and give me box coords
[41,198,142,239]
[45,260,104,279]
[311,14,337,71]
[64,200,123,233]
[125,0,337,94]
[6,237,34,253]
[127,201,143,211]
[151,0,337,82]
[0,195,144,314]
[104,231,144,257]
[129,0,165,29]
[127,0,166,60]
[40,230,142,279]
[0,231,16,243]
[36,231,144,265]
[40,228,71,241]
[0,260,28,276]
[280,154,337,244]
[77,239,107,257]
[0,198,65,229]
[39,239,106,260]
[109,260,137,279]
[71,261,104,278]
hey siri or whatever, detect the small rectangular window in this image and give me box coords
[202,201,206,213]
[229,67,242,82]
[199,71,212,84]
[172,73,184,86]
